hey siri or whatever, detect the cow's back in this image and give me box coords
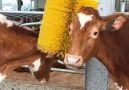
[0,23,38,65]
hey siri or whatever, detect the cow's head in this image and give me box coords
[64,6,128,69]
[64,6,105,69]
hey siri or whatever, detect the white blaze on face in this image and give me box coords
[77,13,93,29]
[29,58,41,76]
[0,14,13,27]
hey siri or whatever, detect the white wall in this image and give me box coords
[2,0,17,11]
[21,0,31,11]
[98,0,115,16]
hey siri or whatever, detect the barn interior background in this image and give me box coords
[0,0,128,90]
[0,0,128,14]
[0,0,46,11]
[0,0,128,12]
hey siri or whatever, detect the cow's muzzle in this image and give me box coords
[64,54,83,69]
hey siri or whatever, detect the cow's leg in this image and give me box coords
[0,53,46,82]
[34,54,58,83]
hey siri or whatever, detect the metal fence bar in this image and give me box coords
[0,10,44,15]
[20,22,42,26]
[51,68,84,75]
[115,12,129,14]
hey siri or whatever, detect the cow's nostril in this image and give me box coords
[67,56,79,64]
[75,58,81,64]
[66,54,82,65]
[64,54,83,69]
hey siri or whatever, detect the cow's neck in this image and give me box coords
[96,31,117,71]
[96,30,129,89]
[96,33,115,74]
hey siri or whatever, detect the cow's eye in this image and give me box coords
[113,20,117,23]
[90,27,99,38]
[94,31,98,36]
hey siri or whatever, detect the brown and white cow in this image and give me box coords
[0,14,58,83]
[64,6,129,90]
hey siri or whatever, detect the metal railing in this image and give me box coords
[0,11,43,23]
[115,0,129,12]
[20,22,42,26]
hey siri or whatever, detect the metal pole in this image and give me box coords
[85,58,109,90]
[30,0,32,10]
[34,0,38,9]
[119,0,121,11]
[0,0,2,10]
[17,0,22,11]
[85,0,115,90]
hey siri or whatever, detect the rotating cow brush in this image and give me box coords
[38,0,98,58]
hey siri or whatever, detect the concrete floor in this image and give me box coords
[0,71,84,90]
[0,71,118,90]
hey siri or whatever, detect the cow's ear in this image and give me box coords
[102,21,114,31]
[112,16,127,30]
[100,16,112,31]
[102,14,128,31]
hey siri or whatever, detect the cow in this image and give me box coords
[64,6,129,90]
[0,14,59,83]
